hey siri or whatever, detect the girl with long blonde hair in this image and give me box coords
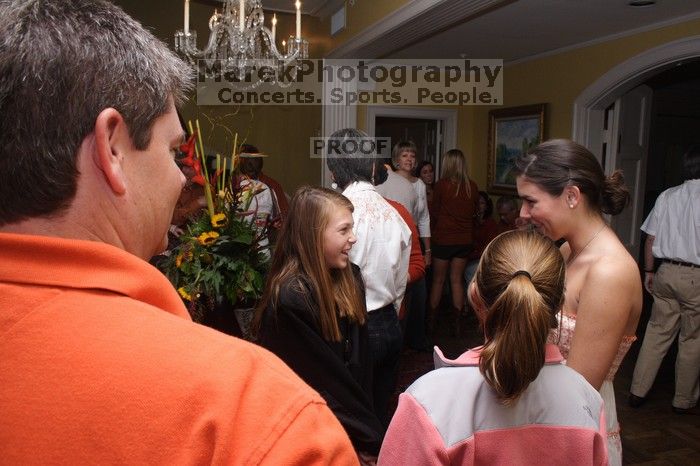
[252,186,384,460]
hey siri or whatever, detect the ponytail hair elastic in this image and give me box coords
[512,270,532,280]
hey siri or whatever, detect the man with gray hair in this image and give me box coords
[0,1,355,463]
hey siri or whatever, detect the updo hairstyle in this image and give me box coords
[515,139,630,215]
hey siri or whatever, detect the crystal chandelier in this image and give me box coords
[175,0,309,85]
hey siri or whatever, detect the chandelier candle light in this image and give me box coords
[175,0,309,82]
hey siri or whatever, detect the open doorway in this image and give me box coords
[375,117,440,168]
[367,106,457,177]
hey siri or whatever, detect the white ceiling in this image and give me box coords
[308,0,700,62]
[387,0,700,62]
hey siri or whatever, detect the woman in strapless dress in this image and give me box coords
[515,139,643,466]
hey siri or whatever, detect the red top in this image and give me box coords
[468,216,500,261]
[385,198,426,285]
[431,178,479,245]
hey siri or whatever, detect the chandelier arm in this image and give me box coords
[175,0,308,85]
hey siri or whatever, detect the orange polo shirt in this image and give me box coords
[0,232,357,465]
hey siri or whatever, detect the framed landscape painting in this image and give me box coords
[487,104,546,195]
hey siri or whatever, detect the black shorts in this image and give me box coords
[432,243,473,260]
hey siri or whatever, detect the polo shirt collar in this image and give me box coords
[0,232,189,319]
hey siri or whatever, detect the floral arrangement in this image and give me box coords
[160,120,270,322]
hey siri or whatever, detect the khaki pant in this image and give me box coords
[631,261,700,409]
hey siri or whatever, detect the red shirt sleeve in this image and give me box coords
[384,198,425,284]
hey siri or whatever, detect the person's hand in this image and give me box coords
[644,272,654,294]
[424,250,432,267]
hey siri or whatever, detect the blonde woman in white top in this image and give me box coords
[392,141,433,351]
[392,141,431,266]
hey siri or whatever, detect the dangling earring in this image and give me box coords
[331,182,338,190]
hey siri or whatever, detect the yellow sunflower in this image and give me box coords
[210,213,227,228]
[197,231,220,246]
[175,250,193,268]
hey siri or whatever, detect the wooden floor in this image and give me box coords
[613,342,700,465]
[395,303,700,466]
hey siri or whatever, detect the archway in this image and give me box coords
[572,36,700,259]
[573,35,700,154]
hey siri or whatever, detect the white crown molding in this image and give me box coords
[508,10,700,67]
[325,0,505,59]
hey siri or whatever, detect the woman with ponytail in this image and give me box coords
[515,139,642,465]
[252,186,384,462]
[379,231,608,466]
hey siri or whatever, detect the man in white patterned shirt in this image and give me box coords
[327,128,411,426]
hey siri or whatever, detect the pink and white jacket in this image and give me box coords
[378,344,608,466]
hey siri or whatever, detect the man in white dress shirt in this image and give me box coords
[327,128,412,426]
[629,146,700,414]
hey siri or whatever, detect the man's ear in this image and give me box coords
[93,108,128,195]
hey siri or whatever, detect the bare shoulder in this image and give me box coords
[582,238,643,327]
[587,241,640,290]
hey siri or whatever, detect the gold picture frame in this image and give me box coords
[487,104,546,195]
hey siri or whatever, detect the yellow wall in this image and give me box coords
[462,18,700,190]
[179,101,322,196]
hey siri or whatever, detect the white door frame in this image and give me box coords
[572,35,700,158]
[366,106,458,173]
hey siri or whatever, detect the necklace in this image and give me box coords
[567,223,606,265]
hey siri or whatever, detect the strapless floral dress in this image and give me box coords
[548,312,636,466]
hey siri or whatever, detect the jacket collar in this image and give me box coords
[433,344,564,368]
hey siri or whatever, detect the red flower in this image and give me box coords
[180,133,205,186]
